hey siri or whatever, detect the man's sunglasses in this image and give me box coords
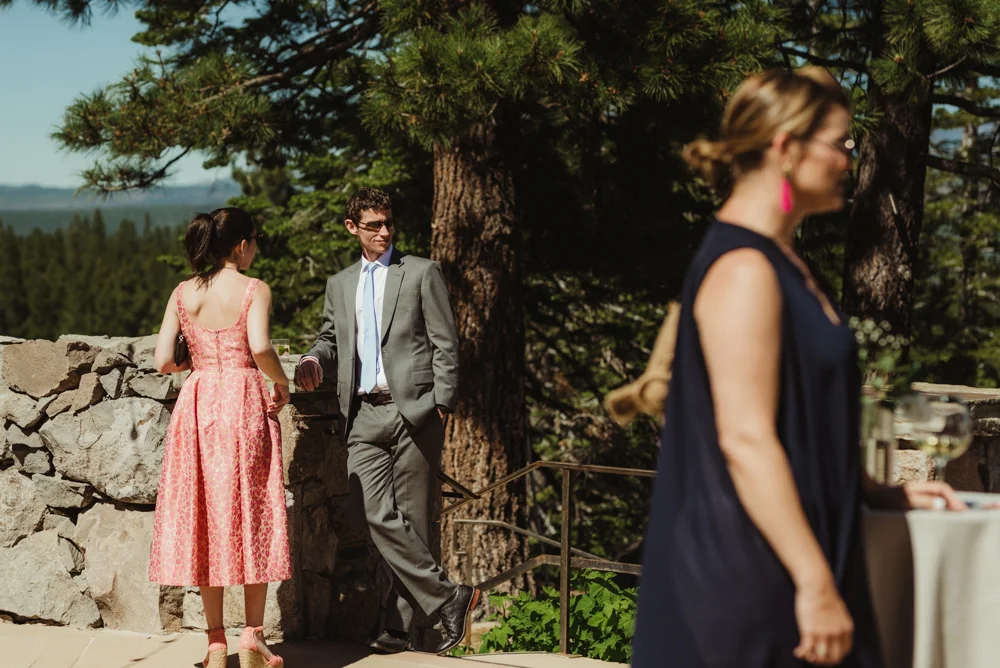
[355,219,395,233]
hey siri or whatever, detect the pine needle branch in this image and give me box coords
[932,93,1000,119]
[972,64,1000,78]
[927,154,1000,188]
[778,46,866,72]
[924,56,968,80]
[198,18,380,106]
[85,147,194,194]
[269,2,378,63]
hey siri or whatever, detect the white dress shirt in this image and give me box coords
[355,246,393,394]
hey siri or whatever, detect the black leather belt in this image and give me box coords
[359,392,393,406]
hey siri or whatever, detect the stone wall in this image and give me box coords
[0,335,382,642]
[3,335,997,640]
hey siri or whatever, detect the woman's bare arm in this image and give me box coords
[696,248,833,591]
[153,287,191,374]
[246,282,289,386]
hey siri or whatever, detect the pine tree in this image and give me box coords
[60,214,93,335]
[0,223,26,338]
[20,228,66,338]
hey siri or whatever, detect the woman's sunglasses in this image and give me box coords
[804,137,857,157]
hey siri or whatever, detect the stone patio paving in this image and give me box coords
[2,623,624,668]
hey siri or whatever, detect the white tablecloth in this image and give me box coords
[864,493,1000,668]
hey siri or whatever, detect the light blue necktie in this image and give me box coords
[360,263,380,393]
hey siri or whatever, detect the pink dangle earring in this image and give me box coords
[780,164,794,214]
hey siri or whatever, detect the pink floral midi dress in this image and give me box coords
[149,278,291,586]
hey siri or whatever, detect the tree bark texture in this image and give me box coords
[431,122,529,590]
[842,26,933,336]
[842,84,932,336]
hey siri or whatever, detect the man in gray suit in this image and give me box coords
[296,188,479,655]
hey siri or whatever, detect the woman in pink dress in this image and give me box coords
[149,207,291,668]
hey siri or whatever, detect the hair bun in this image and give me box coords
[682,138,732,187]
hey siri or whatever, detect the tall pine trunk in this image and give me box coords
[842,86,932,336]
[842,15,933,337]
[430,121,528,588]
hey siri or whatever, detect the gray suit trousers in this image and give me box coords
[346,399,457,631]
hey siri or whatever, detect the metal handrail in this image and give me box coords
[439,460,654,516]
[453,519,603,560]
[439,460,655,654]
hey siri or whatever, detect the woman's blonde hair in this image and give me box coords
[683,67,850,189]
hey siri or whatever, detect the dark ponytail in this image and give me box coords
[184,207,256,279]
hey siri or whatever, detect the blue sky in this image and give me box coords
[0,3,225,188]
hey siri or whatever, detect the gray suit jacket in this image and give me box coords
[305,248,459,435]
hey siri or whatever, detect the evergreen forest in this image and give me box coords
[0,213,183,340]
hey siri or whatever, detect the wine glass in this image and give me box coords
[271,338,291,362]
[894,393,972,485]
[270,338,295,393]
[923,395,973,482]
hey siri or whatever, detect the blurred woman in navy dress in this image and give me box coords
[631,67,965,668]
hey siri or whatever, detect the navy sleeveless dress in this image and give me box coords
[631,222,883,668]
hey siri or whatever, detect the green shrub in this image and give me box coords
[478,569,637,663]
[851,316,913,398]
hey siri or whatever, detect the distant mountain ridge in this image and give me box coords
[0,181,242,211]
